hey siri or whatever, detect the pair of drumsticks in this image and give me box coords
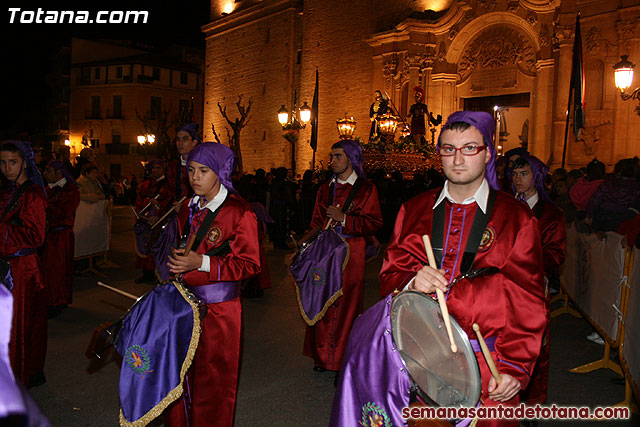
[421,235,502,386]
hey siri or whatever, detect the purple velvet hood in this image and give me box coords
[177,123,202,144]
[0,140,45,190]
[46,160,76,185]
[186,142,236,192]
[438,111,499,190]
[334,139,365,179]
[511,154,551,203]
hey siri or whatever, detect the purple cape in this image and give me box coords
[0,140,45,191]
[290,229,349,325]
[438,111,499,190]
[177,123,202,144]
[330,294,411,426]
[510,154,551,203]
[115,281,200,424]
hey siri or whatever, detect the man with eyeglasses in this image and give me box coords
[340,111,547,426]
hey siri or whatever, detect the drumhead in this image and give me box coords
[391,291,481,408]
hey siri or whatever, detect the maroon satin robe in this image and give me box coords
[165,192,260,427]
[166,159,190,200]
[303,178,382,371]
[380,189,546,427]
[0,183,47,386]
[522,199,566,406]
[41,181,80,306]
[135,177,173,271]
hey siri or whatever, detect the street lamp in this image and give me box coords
[137,133,155,163]
[277,97,311,171]
[613,55,640,115]
[336,115,356,139]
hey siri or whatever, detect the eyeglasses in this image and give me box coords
[438,144,487,157]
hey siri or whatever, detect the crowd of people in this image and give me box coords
[2,111,640,425]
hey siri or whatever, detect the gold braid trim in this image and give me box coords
[134,246,149,259]
[294,231,350,326]
[119,279,201,427]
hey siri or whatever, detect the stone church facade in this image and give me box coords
[203,0,640,173]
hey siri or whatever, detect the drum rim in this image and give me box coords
[390,290,482,408]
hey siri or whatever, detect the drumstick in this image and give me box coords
[422,235,458,353]
[324,203,341,230]
[183,234,197,256]
[472,323,502,385]
[97,282,139,301]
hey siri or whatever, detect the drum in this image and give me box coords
[330,291,481,427]
[114,280,202,426]
[392,291,481,420]
[290,228,349,325]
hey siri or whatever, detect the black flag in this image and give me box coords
[570,14,585,139]
[310,69,318,151]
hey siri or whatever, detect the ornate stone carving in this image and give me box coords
[576,116,612,155]
[526,12,538,26]
[617,19,640,52]
[479,0,497,12]
[507,1,520,13]
[383,60,397,89]
[585,26,603,55]
[449,25,458,40]
[437,42,448,63]
[539,24,551,47]
[404,52,425,68]
[458,26,536,79]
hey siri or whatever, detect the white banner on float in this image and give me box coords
[73,199,110,258]
[623,249,640,388]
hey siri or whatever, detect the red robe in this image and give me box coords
[166,159,191,201]
[41,181,80,306]
[135,177,173,271]
[165,192,260,427]
[303,177,382,371]
[0,182,47,386]
[379,189,546,427]
[522,198,566,405]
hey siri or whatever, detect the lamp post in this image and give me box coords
[137,133,155,164]
[613,55,640,115]
[336,115,356,139]
[277,99,311,171]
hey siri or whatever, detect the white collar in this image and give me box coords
[181,156,187,166]
[48,177,67,189]
[333,170,358,185]
[525,191,539,210]
[434,178,490,214]
[192,184,228,213]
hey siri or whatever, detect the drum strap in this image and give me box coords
[328,177,363,213]
[431,189,496,274]
[187,198,227,254]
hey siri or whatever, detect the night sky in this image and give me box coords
[1,0,210,140]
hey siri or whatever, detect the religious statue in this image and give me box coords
[369,90,389,140]
[407,86,441,145]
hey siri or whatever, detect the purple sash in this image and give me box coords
[50,225,72,233]
[150,214,179,281]
[188,281,240,304]
[0,283,25,418]
[290,228,349,325]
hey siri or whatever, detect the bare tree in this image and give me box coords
[210,96,252,172]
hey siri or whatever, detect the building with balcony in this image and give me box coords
[69,38,204,179]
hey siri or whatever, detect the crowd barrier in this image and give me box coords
[73,199,118,276]
[620,247,640,410]
[553,224,638,411]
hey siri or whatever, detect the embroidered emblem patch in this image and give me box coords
[207,226,223,245]
[359,402,392,427]
[124,344,152,375]
[309,268,326,287]
[478,226,496,252]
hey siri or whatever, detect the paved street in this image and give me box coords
[28,206,638,426]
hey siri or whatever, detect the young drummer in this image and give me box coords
[164,142,260,427]
[0,141,47,387]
